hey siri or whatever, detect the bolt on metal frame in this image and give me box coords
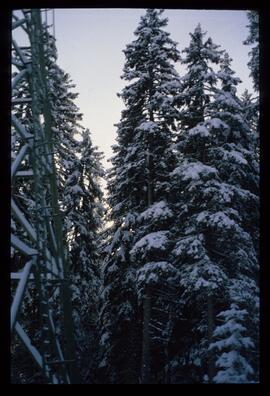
[11,9,80,384]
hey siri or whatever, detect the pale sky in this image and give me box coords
[43,9,254,171]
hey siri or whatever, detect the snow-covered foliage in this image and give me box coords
[131,231,170,261]
[140,200,173,220]
[175,23,223,132]
[99,17,259,384]
[99,9,181,383]
[48,45,105,380]
[243,11,259,92]
[172,161,218,181]
[210,304,255,383]
[168,27,259,384]
[136,261,176,298]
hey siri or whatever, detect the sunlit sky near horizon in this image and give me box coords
[48,9,253,171]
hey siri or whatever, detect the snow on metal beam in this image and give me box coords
[11,68,28,90]
[11,199,37,242]
[48,309,71,383]
[12,40,31,66]
[12,18,27,30]
[11,260,34,332]
[11,234,37,256]
[12,57,24,69]
[11,143,29,179]
[11,272,34,280]
[15,169,34,177]
[12,97,32,104]
[11,114,33,141]
[12,13,29,33]
[13,202,62,277]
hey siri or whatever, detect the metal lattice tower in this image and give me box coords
[11,9,80,384]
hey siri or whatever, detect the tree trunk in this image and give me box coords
[126,317,139,384]
[147,149,154,205]
[141,71,155,384]
[141,290,151,384]
[207,294,215,383]
[141,143,154,383]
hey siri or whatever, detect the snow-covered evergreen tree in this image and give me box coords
[242,10,259,198]
[208,52,259,253]
[169,44,259,383]
[243,11,259,92]
[45,34,84,206]
[62,130,104,381]
[176,23,223,132]
[45,35,105,382]
[100,9,181,383]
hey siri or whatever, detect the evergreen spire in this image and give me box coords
[177,23,223,131]
[100,8,181,384]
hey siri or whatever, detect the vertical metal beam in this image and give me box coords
[11,9,80,384]
[31,9,80,383]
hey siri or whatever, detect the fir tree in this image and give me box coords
[170,45,259,383]
[243,11,259,92]
[176,23,223,132]
[63,130,104,382]
[100,9,181,384]
[242,10,259,199]
[45,36,105,381]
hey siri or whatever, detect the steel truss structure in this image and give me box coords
[11,9,80,384]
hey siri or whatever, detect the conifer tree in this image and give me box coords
[62,130,104,381]
[45,35,105,381]
[176,23,223,132]
[243,10,259,194]
[243,11,259,92]
[169,42,259,383]
[100,9,181,384]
